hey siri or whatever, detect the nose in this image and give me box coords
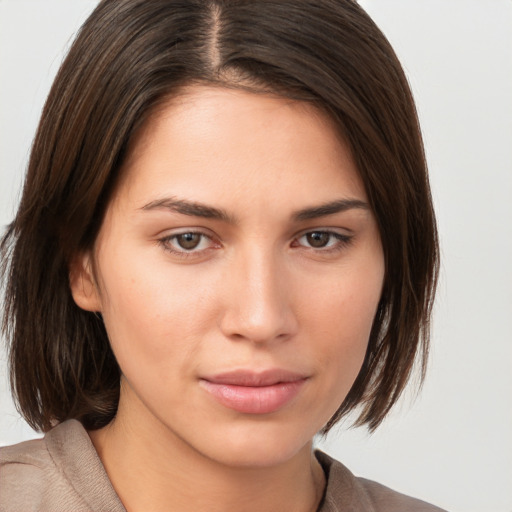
[218,247,298,344]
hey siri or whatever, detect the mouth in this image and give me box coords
[199,369,308,414]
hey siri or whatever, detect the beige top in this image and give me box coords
[0,420,447,512]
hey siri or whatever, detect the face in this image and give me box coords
[72,86,384,468]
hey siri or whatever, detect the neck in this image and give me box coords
[89,399,325,512]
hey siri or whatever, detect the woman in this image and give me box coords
[0,0,442,510]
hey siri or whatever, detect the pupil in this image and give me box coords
[177,233,201,250]
[307,232,329,248]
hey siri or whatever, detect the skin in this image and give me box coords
[71,86,385,512]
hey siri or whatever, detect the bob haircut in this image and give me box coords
[1,0,438,434]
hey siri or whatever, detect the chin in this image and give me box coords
[185,420,316,469]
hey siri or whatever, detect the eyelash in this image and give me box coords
[158,229,353,259]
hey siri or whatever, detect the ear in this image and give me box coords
[69,252,102,312]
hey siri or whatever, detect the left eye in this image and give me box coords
[296,231,350,249]
[163,232,212,252]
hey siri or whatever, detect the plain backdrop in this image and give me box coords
[1,1,511,511]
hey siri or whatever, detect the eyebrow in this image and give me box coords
[292,198,370,221]
[141,197,234,223]
[140,197,369,223]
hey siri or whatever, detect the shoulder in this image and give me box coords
[316,450,448,512]
[0,432,59,511]
[0,420,123,512]
[355,478,448,512]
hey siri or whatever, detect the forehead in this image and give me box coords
[114,86,366,214]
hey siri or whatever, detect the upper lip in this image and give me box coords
[201,369,308,387]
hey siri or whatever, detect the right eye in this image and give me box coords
[293,230,353,252]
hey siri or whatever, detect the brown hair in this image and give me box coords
[1,0,438,433]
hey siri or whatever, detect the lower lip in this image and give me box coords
[200,379,306,414]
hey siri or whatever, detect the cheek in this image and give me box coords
[302,258,383,384]
[95,250,219,376]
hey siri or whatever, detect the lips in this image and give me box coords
[199,369,308,414]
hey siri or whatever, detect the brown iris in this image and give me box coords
[306,232,331,248]
[176,233,202,250]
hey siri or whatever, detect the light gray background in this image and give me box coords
[1,1,511,511]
